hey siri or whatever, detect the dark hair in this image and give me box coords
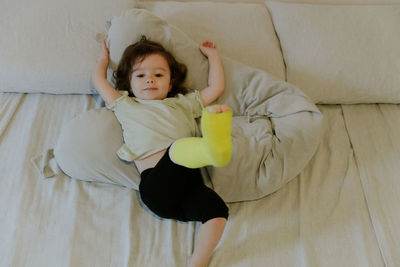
[113,36,188,97]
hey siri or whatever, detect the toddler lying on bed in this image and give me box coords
[92,36,232,267]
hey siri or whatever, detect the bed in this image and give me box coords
[1,0,400,266]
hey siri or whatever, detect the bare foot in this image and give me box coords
[205,104,231,114]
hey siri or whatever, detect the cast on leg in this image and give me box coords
[170,105,232,169]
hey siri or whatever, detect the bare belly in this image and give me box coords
[134,149,167,174]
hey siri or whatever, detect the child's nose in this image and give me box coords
[146,78,154,84]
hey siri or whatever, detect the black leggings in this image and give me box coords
[139,148,229,224]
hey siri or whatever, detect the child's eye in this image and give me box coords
[136,74,144,78]
[155,74,163,77]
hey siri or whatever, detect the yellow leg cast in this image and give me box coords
[170,106,232,168]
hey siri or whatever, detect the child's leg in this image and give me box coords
[182,174,229,267]
[188,218,227,267]
[169,104,233,169]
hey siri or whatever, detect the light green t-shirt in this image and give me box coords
[106,90,204,161]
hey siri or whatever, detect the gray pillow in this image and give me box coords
[54,108,140,190]
[0,0,136,94]
[266,2,400,104]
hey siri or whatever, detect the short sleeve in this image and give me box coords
[178,90,204,118]
[106,91,129,111]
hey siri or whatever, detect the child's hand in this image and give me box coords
[199,40,219,58]
[97,39,110,65]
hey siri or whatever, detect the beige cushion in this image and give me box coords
[0,0,136,94]
[266,1,400,104]
[54,108,140,189]
[136,1,285,79]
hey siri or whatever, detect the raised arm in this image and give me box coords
[198,41,225,107]
[92,40,121,106]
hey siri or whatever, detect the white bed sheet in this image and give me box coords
[0,92,393,266]
[343,104,400,266]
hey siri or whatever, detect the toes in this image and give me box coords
[220,104,230,113]
[205,104,231,114]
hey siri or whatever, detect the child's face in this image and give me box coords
[130,54,172,100]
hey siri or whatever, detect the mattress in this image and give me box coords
[1,92,398,266]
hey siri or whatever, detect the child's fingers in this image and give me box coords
[201,40,216,48]
[102,39,109,54]
[102,39,108,48]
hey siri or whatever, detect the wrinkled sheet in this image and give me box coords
[0,92,392,266]
[343,104,400,266]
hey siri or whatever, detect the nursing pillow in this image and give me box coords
[54,108,140,189]
[53,8,323,202]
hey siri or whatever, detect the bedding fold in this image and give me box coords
[342,104,400,266]
[31,149,63,178]
[0,93,24,140]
